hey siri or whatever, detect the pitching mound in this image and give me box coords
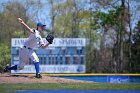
[0,73,92,84]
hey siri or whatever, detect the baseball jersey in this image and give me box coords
[24,29,44,48]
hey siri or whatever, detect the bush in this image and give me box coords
[0,43,11,72]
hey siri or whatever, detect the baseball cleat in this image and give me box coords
[3,64,10,72]
[35,74,42,78]
[3,66,9,72]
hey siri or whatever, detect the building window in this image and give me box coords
[66,56,70,64]
[60,56,63,64]
[40,56,43,64]
[49,49,52,54]
[17,49,19,55]
[55,56,58,64]
[73,56,79,64]
[48,56,51,65]
[52,56,55,64]
[80,49,82,54]
[44,56,46,64]
[80,56,84,64]
[41,56,46,65]
[46,56,49,64]
[76,49,79,55]
[62,48,66,55]
[29,58,32,65]
[77,48,82,55]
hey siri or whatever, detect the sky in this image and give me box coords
[0,0,51,28]
[0,0,140,29]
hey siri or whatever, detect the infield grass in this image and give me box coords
[0,83,140,93]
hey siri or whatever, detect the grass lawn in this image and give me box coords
[0,83,140,93]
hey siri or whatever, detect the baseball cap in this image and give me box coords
[37,22,46,27]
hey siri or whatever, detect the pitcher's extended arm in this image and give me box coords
[18,18,34,33]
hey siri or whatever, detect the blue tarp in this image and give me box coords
[56,76,140,83]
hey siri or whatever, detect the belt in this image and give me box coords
[24,46,32,50]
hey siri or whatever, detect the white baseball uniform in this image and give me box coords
[17,30,44,70]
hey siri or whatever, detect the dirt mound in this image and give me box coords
[0,73,92,84]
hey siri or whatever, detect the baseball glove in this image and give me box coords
[46,34,54,44]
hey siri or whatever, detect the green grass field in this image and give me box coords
[0,83,140,93]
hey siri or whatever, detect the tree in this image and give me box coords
[48,0,91,38]
[131,20,140,73]
[92,0,132,73]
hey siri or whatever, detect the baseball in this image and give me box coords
[18,18,22,21]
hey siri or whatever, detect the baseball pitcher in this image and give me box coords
[4,18,54,78]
